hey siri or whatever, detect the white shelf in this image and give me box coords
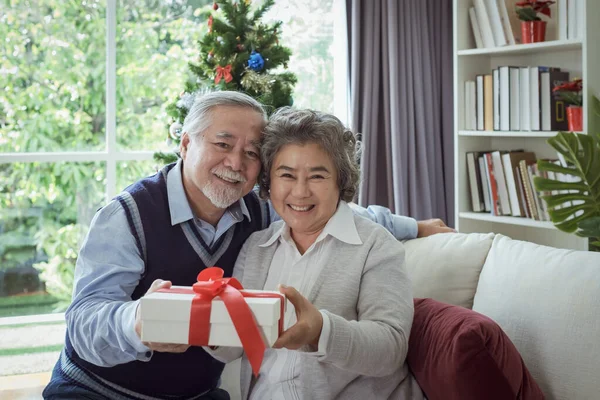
[458,212,556,229]
[458,130,559,138]
[457,39,582,57]
[454,0,597,250]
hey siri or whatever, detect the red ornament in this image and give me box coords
[215,64,233,84]
[213,2,218,10]
[208,15,213,33]
[236,44,245,51]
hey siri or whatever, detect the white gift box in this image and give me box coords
[140,287,284,347]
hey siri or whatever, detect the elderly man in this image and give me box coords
[43,91,453,400]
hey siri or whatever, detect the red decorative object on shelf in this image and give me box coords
[516,0,555,43]
[567,106,583,132]
[521,20,547,43]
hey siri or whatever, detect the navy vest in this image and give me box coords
[64,163,267,398]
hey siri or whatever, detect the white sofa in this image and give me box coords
[221,232,600,400]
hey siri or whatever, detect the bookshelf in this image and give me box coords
[453,0,600,251]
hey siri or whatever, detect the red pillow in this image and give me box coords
[407,298,544,400]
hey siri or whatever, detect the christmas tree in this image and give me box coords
[156,0,297,164]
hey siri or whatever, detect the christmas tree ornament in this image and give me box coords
[241,70,272,92]
[217,36,224,44]
[215,64,233,84]
[236,36,241,41]
[208,15,213,33]
[207,51,214,60]
[213,2,218,10]
[236,44,245,51]
[247,51,265,71]
[169,122,183,140]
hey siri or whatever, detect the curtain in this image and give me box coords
[346,0,454,223]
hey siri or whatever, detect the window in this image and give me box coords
[262,0,335,113]
[0,0,339,322]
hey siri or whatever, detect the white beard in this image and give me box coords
[201,167,247,209]
[201,180,243,209]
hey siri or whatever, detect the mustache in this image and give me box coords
[211,167,247,183]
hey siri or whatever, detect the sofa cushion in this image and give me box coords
[403,232,494,309]
[473,234,600,400]
[407,298,544,400]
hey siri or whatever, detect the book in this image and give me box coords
[467,152,485,212]
[484,0,508,47]
[479,156,492,211]
[519,159,539,220]
[484,74,494,131]
[491,150,512,215]
[497,0,516,45]
[493,69,500,130]
[474,0,497,47]
[469,7,485,49]
[509,67,520,131]
[519,67,530,131]
[541,70,570,131]
[499,66,510,131]
[502,151,537,217]
[485,153,501,215]
[558,0,568,40]
[477,75,485,130]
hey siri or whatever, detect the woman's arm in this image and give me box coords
[318,236,413,377]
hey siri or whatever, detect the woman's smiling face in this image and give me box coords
[269,142,340,236]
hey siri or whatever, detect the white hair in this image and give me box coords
[181,91,267,139]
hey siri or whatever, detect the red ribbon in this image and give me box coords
[158,267,284,376]
[215,64,233,84]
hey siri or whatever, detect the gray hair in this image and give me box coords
[181,91,267,138]
[259,107,360,202]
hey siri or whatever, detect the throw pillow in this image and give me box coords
[407,298,544,400]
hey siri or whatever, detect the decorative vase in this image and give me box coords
[521,21,547,43]
[567,106,583,131]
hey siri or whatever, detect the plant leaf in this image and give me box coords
[540,192,592,208]
[536,159,576,175]
[577,216,600,239]
[535,131,600,236]
[533,176,588,192]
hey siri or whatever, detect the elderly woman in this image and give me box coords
[208,108,424,400]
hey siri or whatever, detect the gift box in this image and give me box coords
[140,287,285,347]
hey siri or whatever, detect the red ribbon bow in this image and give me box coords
[215,64,233,84]
[159,267,284,376]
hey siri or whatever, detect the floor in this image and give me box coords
[0,320,64,399]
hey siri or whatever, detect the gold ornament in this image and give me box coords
[241,70,273,93]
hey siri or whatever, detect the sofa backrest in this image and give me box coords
[472,234,600,400]
[403,232,493,309]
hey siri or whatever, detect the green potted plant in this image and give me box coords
[534,96,600,251]
[516,0,556,43]
[553,78,583,131]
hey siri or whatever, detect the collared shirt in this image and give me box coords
[246,201,362,400]
[65,160,418,368]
